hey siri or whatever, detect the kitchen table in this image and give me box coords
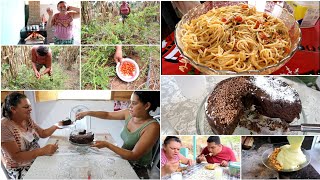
[23,130,139,179]
[161,163,239,180]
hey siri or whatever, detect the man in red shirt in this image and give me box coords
[31,46,52,80]
[196,136,236,167]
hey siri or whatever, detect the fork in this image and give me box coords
[87,170,91,180]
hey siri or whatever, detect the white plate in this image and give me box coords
[55,122,76,129]
[116,58,140,82]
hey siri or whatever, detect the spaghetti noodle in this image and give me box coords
[179,4,291,72]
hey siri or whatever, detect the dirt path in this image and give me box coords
[64,68,80,89]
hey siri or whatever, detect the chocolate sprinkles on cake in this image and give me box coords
[205,76,302,135]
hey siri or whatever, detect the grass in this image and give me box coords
[82,5,160,45]
[81,46,159,90]
[1,63,67,90]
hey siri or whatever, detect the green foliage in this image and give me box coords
[1,63,10,76]
[81,46,117,89]
[82,4,160,44]
[81,46,158,90]
[2,63,66,90]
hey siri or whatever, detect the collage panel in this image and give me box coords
[1,45,80,90]
[81,1,160,45]
[161,1,319,75]
[81,45,160,90]
[160,135,241,179]
[161,75,320,135]
[0,0,81,45]
[0,0,319,180]
[241,136,320,179]
[1,90,160,179]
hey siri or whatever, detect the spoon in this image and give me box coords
[289,124,320,133]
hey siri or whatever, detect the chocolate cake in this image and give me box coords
[205,76,302,134]
[61,119,72,126]
[69,129,94,144]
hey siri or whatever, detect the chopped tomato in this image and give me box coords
[234,16,243,23]
[241,4,248,9]
[263,13,268,18]
[221,18,227,22]
[284,47,290,54]
[254,21,261,29]
[259,32,268,40]
[120,61,135,77]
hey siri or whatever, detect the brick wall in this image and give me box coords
[28,1,41,25]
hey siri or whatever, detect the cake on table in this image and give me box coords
[69,129,94,144]
[205,76,302,134]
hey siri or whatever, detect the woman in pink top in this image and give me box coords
[46,1,80,44]
[161,136,193,177]
[1,92,61,179]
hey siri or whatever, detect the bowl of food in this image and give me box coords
[262,147,311,172]
[116,58,139,82]
[175,1,301,74]
[205,163,217,170]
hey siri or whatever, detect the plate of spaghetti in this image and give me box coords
[175,1,301,74]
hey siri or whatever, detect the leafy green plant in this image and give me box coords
[81,46,159,90]
[81,46,117,89]
[2,63,67,90]
[82,3,160,44]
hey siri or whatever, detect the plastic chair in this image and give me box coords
[180,147,188,157]
[150,116,160,169]
[179,147,188,168]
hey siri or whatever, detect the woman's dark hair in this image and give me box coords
[207,136,221,144]
[163,136,181,145]
[2,92,27,118]
[36,46,49,56]
[57,1,67,6]
[134,91,160,112]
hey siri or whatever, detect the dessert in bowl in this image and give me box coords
[262,136,310,172]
